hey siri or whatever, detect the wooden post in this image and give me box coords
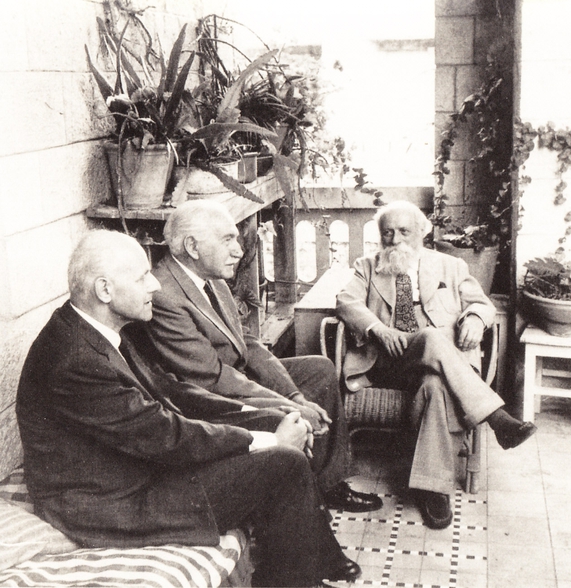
[273,168,297,303]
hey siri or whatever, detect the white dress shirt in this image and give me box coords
[71,303,122,351]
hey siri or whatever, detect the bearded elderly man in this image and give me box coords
[17,230,361,588]
[139,199,383,514]
[336,200,537,529]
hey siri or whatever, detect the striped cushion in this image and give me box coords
[0,498,78,573]
[0,469,249,587]
[0,531,247,588]
[0,469,33,512]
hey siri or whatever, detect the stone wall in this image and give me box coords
[0,0,231,480]
[434,0,515,227]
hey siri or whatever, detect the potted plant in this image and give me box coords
[86,18,194,211]
[522,255,571,336]
[430,73,513,294]
[170,48,278,203]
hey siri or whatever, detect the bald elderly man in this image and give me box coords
[138,199,383,513]
[17,229,360,587]
[336,200,536,529]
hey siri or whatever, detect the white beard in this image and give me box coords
[376,243,420,275]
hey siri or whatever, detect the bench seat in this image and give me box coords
[0,468,251,588]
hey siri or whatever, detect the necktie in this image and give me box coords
[394,273,419,333]
[204,281,224,319]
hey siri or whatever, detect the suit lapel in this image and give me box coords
[418,249,442,309]
[164,255,247,356]
[371,263,397,310]
[61,302,144,388]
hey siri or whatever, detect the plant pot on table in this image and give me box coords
[256,154,274,176]
[105,141,176,210]
[238,152,259,183]
[523,290,571,337]
[170,159,240,206]
[433,240,499,296]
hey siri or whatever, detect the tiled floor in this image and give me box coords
[330,396,571,588]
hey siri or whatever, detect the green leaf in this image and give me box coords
[163,51,195,137]
[191,122,276,153]
[217,50,278,121]
[206,163,264,203]
[85,46,114,103]
[164,24,187,93]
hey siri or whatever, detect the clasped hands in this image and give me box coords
[276,394,332,459]
[370,313,484,358]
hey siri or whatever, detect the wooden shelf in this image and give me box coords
[86,172,282,225]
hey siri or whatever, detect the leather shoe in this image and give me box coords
[418,491,453,529]
[495,421,537,450]
[324,481,383,512]
[324,555,362,583]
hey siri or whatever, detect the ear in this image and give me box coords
[183,235,199,260]
[94,277,112,304]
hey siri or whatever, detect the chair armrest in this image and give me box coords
[320,317,345,380]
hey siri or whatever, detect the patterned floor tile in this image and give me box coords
[342,405,569,588]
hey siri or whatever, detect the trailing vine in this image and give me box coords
[514,120,571,247]
[430,74,512,251]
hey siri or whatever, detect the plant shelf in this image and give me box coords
[86,172,281,225]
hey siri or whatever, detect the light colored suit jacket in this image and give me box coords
[148,254,299,400]
[336,248,496,387]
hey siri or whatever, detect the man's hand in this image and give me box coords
[370,323,413,358]
[457,314,485,351]
[292,395,331,436]
[275,411,312,456]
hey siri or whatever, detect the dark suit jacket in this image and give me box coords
[16,301,253,548]
[147,253,299,399]
[336,248,496,388]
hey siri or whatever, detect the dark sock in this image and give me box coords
[486,407,522,433]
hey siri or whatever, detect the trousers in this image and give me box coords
[369,328,504,493]
[194,445,345,587]
[246,355,355,493]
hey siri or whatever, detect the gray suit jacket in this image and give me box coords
[336,248,496,387]
[147,254,299,400]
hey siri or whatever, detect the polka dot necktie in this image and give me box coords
[394,273,419,333]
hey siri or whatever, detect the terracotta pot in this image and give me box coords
[238,152,258,183]
[433,241,499,295]
[104,141,175,210]
[523,290,571,336]
[170,160,240,205]
[257,154,274,176]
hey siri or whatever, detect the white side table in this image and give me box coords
[520,325,571,422]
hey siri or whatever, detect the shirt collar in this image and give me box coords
[172,254,210,299]
[70,303,122,350]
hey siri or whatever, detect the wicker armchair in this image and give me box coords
[320,317,498,494]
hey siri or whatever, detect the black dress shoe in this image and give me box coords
[418,491,452,529]
[324,555,362,583]
[324,481,383,512]
[495,421,537,449]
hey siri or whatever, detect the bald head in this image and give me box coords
[374,201,433,275]
[374,201,432,238]
[68,230,160,330]
[68,231,139,303]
